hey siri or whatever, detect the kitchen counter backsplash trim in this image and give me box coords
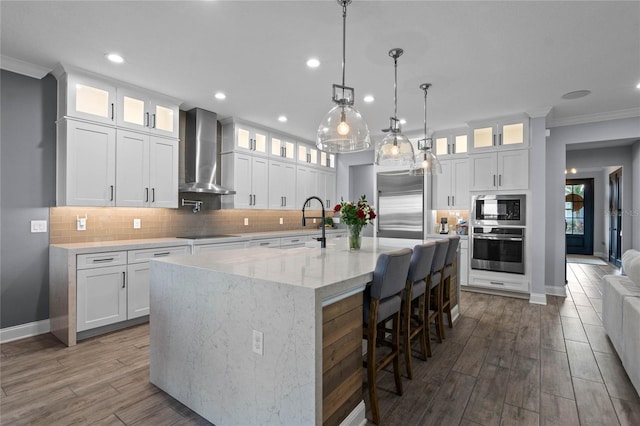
[49,206,333,244]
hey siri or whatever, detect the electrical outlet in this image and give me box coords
[279,217,283,225]
[252,330,263,355]
[133,218,141,229]
[30,220,47,233]
[313,218,316,224]
[77,217,87,231]
[244,218,249,226]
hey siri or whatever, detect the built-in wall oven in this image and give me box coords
[471,227,525,274]
[471,194,526,274]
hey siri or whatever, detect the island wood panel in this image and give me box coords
[322,292,363,426]
[451,256,458,308]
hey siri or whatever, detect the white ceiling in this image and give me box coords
[2,1,639,143]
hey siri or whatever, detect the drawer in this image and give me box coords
[127,246,190,264]
[247,238,281,248]
[77,251,127,269]
[468,275,529,293]
[194,242,247,254]
[280,236,311,247]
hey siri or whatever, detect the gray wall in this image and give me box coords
[632,141,640,250]
[1,70,56,328]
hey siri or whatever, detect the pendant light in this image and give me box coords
[375,48,415,166]
[410,83,442,176]
[316,0,370,153]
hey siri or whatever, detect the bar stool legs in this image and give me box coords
[402,286,429,379]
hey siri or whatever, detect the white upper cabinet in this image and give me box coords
[469,116,529,152]
[115,130,178,208]
[319,152,336,168]
[297,143,320,166]
[117,87,179,138]
[433,158,469,210]
[268,160,296,209]
[221,153,269,209]
[270,135,296,161]
[469,149,529,191]
[58,119,116,207]
[60,73,117,125]
[434,128,469,158]
[222,121,268,156]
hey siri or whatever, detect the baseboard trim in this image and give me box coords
[1,319,50,344]
[546,285,567,297]
[340,400,366,426]
[529,292,547,305]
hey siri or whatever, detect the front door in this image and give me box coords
[609,168,622,266]
[565,179,594,255]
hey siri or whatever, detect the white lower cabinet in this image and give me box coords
[467,273,529,293]
[193,242,247,254]
[76,246,188,332]
[459,239,469,286]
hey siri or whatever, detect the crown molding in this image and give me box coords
[547,108,640,128]
[0,55,51,79]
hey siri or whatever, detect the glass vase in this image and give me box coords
[348,224,362,250]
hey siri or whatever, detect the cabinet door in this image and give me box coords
[194,242,247,253]
[324,172,336,209]
[498,150,529,190]
[282,162,296,209]
[433,160,453,209]
[117,88,149,133]
[452,133,469,155]
[66,74,116,125]
[251,156,269,209]
[297,166,318,209]
[127,263,150,319]
[232,153,252,208]
[236,125,267,155]
[268,160,286,209]
[499,119,528,148]
[116,130,150,207]
[469,153,498,191]
[66,120,116,206]
[451,158,469,209]
[149,137,178,208]
[77,265,127,331]
[435,136,449,157]
[149,99,179,138]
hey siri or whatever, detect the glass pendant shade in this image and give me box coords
[409,143,442,176]
[375,130,415,166]
[317,104,371,153]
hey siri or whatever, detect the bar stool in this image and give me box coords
[363,248,412,425]
[402,241,436,379]
[441,236,460,337]
[427,239,449,345]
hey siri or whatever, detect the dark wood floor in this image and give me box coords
[2,261,639,425]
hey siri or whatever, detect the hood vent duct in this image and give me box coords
[180,108,235,195]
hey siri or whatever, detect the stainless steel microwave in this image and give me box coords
[471,194,526,226]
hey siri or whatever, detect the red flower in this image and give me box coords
[356,209,365,219]
[334,204,341,212]
[369,210,376,219]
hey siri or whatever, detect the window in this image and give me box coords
[565,183,585,235]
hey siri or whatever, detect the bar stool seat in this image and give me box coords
[402,242,436,379]
[363,248,412,424]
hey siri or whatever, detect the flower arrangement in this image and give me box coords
[333,195,376,249]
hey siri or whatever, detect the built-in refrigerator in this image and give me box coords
[376,171,424,239]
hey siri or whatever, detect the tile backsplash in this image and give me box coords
[49,206,329,244]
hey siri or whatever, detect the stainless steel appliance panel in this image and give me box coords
[471,227,525,274]
[377,171,423,239]
[471,194,525,226]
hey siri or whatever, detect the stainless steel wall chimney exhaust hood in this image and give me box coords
[180,108,236,195]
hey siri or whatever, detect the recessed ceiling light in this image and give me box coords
[278,115,288,122]
[561,90,591,100]
[306,58,320,68]
[363,95,375,103]
[214,92,226,100]
[105,53,124,64]
[636,82,640,89]
[399,118,407,125]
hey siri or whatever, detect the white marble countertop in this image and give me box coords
[154,237,402,302]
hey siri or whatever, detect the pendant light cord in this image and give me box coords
[420,83,432,150]
[341,1,347,97]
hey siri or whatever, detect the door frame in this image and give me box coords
[608,168,623,267]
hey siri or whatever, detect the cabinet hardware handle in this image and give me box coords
[281,196,284,207]
[499,174,502,186]
[489,281,504,286]
[448,144,451,155]
[110,185,114,201]
[153,252,171,257]
[152,113,156,129]
[145,187,149,202]
[145,112,150,127]
[452,195,455,205]
[250,138,254,151]
[493,134,496,146]
[259,242,270,246]
[93,257,115,263]
[493,175,496,186]
[122,272,126,288]
[326,199,330,207]
[284,196,287,207]
[499,133,503,145]
[284,147,287,158]
[291,239,299,243]
[249,194,253,205]
[307,153,311,163]
[452,144,456,154]
[152,188,155,202]
[111,103,115,120]
[447,195,450,206]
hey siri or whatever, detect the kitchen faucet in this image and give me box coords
[301,196,326,248]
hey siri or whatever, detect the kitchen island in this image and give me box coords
[148,237,459,425]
